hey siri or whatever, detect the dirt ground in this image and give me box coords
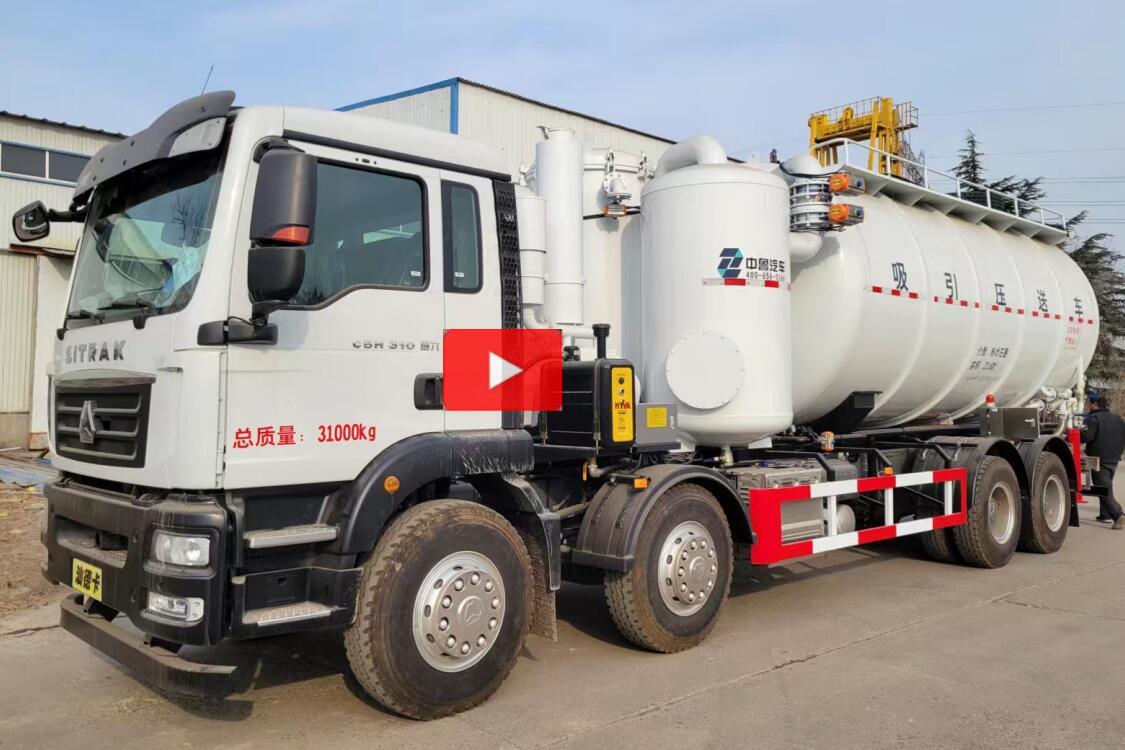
[0,486,57,617]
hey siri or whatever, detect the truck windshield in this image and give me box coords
[66,148,224,324]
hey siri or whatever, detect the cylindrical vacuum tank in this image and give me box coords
[640,162,793,447]
[790,191,1098,427]
[535,128,584,326]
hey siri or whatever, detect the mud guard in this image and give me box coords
[929,436,1031,505]
[330,430,534,556]
[571,464,749,573]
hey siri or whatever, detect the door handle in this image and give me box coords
[414,374,443,410]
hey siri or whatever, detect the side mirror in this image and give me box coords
[12,201,50,243]
[247,148,317,307]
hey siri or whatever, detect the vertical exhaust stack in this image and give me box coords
[535,128,585,327]
[515,186,547,325]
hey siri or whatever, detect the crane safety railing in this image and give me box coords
[815,137,1067,231]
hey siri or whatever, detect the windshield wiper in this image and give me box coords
[97,296,160,329]
[59,308,104,337]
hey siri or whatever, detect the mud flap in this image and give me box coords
[513,517,557,641]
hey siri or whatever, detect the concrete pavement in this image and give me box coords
[1,472,1123,749]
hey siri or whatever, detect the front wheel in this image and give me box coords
[344,500,532,720]
[604,483,733,653]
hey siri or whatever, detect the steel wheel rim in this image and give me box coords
[412,551,505,673]
[658,520,718,617]
[987,482,1016,545]
[1042,475,1067,532]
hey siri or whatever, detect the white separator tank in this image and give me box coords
[640,142,793,446]
[791,192,1098,427]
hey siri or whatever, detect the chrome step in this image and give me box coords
[244,524,338,549]
[242,601,333,627]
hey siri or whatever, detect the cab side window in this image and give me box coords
[442,181,482,293]
[292,162,426,306]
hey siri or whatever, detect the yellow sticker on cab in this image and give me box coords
[646,406,668,429]
[72,558,103,601]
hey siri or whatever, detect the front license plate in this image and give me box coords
[71,558,104,601]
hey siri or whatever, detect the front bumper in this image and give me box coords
[43,478,229,647]
[60,593,238,698]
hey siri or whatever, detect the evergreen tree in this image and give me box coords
[950,130,987,204]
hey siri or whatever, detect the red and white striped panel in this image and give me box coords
[870,286,1093,325]
[703,278,790,289]
[748,468,967,565]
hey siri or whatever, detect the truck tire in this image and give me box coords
[604,483,732,653]
[1018,452,1069,554]
[919,524,961,564]
[344,500,532,720]
[912,452,961,564]
[952,456,1021,569]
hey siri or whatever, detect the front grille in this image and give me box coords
[55,379,152,467]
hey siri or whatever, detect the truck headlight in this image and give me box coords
[146,591,204,623]
[152,531,211,567]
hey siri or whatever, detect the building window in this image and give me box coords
[0,143,91,183]
[1,143,47,178]
[49,151,89,182]
[442,181,482,293]
[291,162,427,306]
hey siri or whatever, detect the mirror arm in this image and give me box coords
[196,317,278,346]
[47,207,86,223]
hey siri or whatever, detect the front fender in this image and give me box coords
[329,429,533,555]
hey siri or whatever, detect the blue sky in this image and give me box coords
[3,0,1123,244]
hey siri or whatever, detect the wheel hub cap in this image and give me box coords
[658,521,717,617]
[1042,475,1066,532]
[413,551,504,672]
[987,483,1015,545]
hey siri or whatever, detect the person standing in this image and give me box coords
[1082,393,1125,529]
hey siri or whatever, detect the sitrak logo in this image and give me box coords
[717,248,743,279]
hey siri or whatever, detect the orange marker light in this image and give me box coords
[633,477,649,489]
[883,466,894,476]
[828,173,851,193]
[270,225,311,245]
[383,475,401,493]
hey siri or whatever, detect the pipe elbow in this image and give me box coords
[654,135,728,177]
[789,231,824,263]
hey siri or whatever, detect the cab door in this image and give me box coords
[223,142,444,489]
[439,170,503,432]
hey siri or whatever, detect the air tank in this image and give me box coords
[639,143,793,447]
[790,192,1098,427]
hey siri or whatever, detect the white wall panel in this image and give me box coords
[457,84,674,179]
[349,86,453,134]
[0,116,117,159]
[0,251,36,413]
[29,256,70,446]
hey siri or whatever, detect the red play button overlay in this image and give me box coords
[443,329,563,411]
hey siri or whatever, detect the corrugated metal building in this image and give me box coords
[339,78,678,178]
[0,111,122,447]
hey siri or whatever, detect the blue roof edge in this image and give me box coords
[337,78,459,122]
